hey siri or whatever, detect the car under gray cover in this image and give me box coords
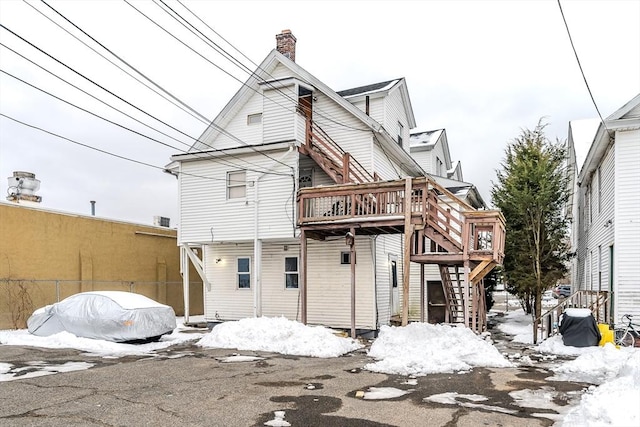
[27,291,177,342]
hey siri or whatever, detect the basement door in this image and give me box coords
[427,280,446,324]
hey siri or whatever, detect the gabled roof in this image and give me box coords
[408,129,453,170]
[607,93,640,120]
[409,129,443,149]
[337,78,417,129]
[191,49,423,176]
[337,79,400,98]
[578,93,640,184]
[430,176,486,209]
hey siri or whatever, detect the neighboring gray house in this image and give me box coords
[567,93,640,324]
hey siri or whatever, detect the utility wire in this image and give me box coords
[557,0,612,138]
[0,113,234,182]
[121,0,292,168]
[0,42,281,173]
[153,0,372,134]
[25,0,210,126]
[0,67,291,176]
[38,0,291,170]
[0,24,288,175]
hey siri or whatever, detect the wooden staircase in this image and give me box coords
[296,120,506,334]
[299,119,374,184]
[298,177,506,333]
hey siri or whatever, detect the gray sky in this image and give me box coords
[1,0,638,225]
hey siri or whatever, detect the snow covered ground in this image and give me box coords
[1,309,639,426]
[497,309,640,426]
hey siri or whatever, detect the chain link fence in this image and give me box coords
[0,278,203,330]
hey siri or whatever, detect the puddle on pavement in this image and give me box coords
[254,395,395,427]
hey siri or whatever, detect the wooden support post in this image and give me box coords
[472,280,478,332]
[349,227,356,338]
[420,263,425,323]
[343,153,351,184]
[463,259,470,328]
[402,178,412,326]
[301,230,307,324]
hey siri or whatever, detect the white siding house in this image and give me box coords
[171,30,484,332]
[568,94,640,325]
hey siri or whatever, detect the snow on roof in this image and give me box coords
[569,119,600,173]
[337,79,400,98]
[409,129,443,148]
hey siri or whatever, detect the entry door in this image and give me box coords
[389,255,399,316]
[427,280,446,324]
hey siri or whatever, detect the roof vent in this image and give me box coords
[154,216,170,227]
[7,171,42,204]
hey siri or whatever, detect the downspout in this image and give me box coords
[253,144,296,317]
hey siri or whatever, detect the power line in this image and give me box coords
[0,24,288,175]
[37,0,292,170]
[25,0,211,126]
[0,113,232,182]
[0,67,292,177]
[144,0,372,134]
[557,0,612,138]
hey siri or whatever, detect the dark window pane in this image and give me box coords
[238,274,251,288]
[285,274,298,289]
[238,258,250,272]
[285,257,297,272]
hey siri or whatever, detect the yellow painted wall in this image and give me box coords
[0,202,203,329]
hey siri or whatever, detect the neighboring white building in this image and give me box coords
[170,30,496,332]
[568,94,640,325]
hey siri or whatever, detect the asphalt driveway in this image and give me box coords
[0,325,587,427]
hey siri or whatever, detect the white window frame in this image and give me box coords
[237,257,251,289]
[284,256,299,289]
[227,170,246,200]
[247,113,262,125]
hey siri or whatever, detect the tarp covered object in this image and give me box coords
[559,308,601,347]
[27,291,176,342]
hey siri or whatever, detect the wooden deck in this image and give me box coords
[296,176,506,335]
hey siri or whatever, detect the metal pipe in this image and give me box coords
[90,200,96,216]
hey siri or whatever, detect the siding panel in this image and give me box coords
[614,129,640,321]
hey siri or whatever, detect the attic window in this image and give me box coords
[247,113,262,125]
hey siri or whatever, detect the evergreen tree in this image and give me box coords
[491,121,570,343]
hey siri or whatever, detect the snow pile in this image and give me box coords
[0,318,205,358]
[196,317,362,358]
[559,347,640,426]
[536,335,604,357]
[364,323,512,376]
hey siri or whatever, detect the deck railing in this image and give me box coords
[305,119,374,184]
[298,178,505,259]
[535,290,610,342]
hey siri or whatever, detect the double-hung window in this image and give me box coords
[227,170,246,199]
[237,257,251,289]
[284,257,298,289]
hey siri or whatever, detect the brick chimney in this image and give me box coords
[276,29,296,62]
